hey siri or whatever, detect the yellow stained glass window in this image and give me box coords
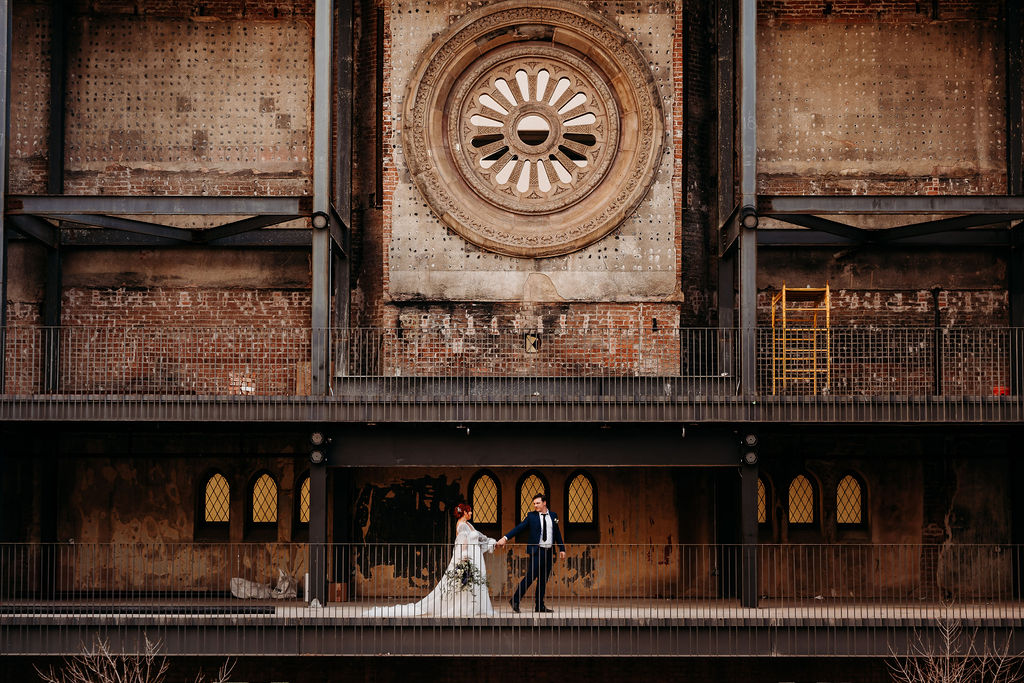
[204,474,230,523]
[788,475,814,525]
[252,474,278,524]
[519,474,546,521]
[757,478,767,525]
[471,473,498,524]
[299,476,310,524]
[837,475,863,526]
[567,474,594,524]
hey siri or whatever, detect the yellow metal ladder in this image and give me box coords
[771,284,831,394]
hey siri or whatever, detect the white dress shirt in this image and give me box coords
[538,512,553,549]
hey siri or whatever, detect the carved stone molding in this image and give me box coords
[403,0,665,258]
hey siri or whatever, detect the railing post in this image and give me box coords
[740,460,759,608]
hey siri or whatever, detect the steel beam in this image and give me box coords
[758,228,1010,247]
[769,214,867,241]
[332,426,740,467]
[193,214,298,243]
[768,213,1021,243]
[47,0,68,195]
[311,0,335,396]
[760,195,1024,215]
[54,214,193,241]
[1008,0,1023,196]
[54,227,311,248]
[7,195,312,215]
[9,214,59,248]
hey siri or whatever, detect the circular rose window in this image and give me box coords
[403,1,665,258]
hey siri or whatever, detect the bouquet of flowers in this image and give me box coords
[443,559,488,593]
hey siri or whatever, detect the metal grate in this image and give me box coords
[837,475,863,526]
[757,478,767,525]
[471,474,498,524]
[299,476,310,524]
[252,474,278,524]
[204,474,229,523]
[519,475,546,521]
[568,474,594,523]
[788,475,814,525]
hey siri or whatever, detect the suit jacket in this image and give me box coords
[503,510,565,553]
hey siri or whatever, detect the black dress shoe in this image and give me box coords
[509,600,520,613]
[536,606,554,613]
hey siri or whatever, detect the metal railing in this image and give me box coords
[2,542,1023,656]
[1,326,1021,422]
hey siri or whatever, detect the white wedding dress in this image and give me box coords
[363,521,497,617]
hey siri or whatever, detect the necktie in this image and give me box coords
[541,513,548,542]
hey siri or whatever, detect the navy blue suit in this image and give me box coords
[503,511,565,610]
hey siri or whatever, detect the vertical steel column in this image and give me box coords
[739,461,759,608]
[309,0,335,605]
[1009,0,1024,393]
[0,0,10,384]
[312,0,335,396]
[1008,0,1022,197]
[309,460,328,605]
[717,0,737,378]
[737,0,758,397]
[333,0,352,337]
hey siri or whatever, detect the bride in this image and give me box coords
[363,503,497,617]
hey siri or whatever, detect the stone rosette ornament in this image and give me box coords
[403,0,665,258]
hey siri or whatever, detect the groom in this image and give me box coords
[496,492,566,613]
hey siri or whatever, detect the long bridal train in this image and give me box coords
[363,522,497,617]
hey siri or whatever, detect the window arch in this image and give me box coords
[565,470,599,543]
[246,471,279,541]
[292,472,311,542]
[469,470,501,532]
[787,474,817,527]
[195,470,230,541]
[517,471,549,523]
[757,477,771,526]
[298,474,311,525]
[836,473,867,528]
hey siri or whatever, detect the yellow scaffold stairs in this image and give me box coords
[771,283,831,394]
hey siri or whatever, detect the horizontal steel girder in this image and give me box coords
[759,195,1024,215]
[4,621,1022,657]
[6,195,313,215]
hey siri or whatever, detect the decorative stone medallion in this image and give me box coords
[403,0,665,258]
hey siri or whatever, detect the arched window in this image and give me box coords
[298,475,311,524]
[469,470,501,535]
[195,471,230,541]
[246,471,279,540]
[565,470,598,543]
[292,472,311,542]
[837,473,866,528]
[517,471,549,523]
[757,477,771,526]
[205,473,230,523]
[787,474,816,527]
